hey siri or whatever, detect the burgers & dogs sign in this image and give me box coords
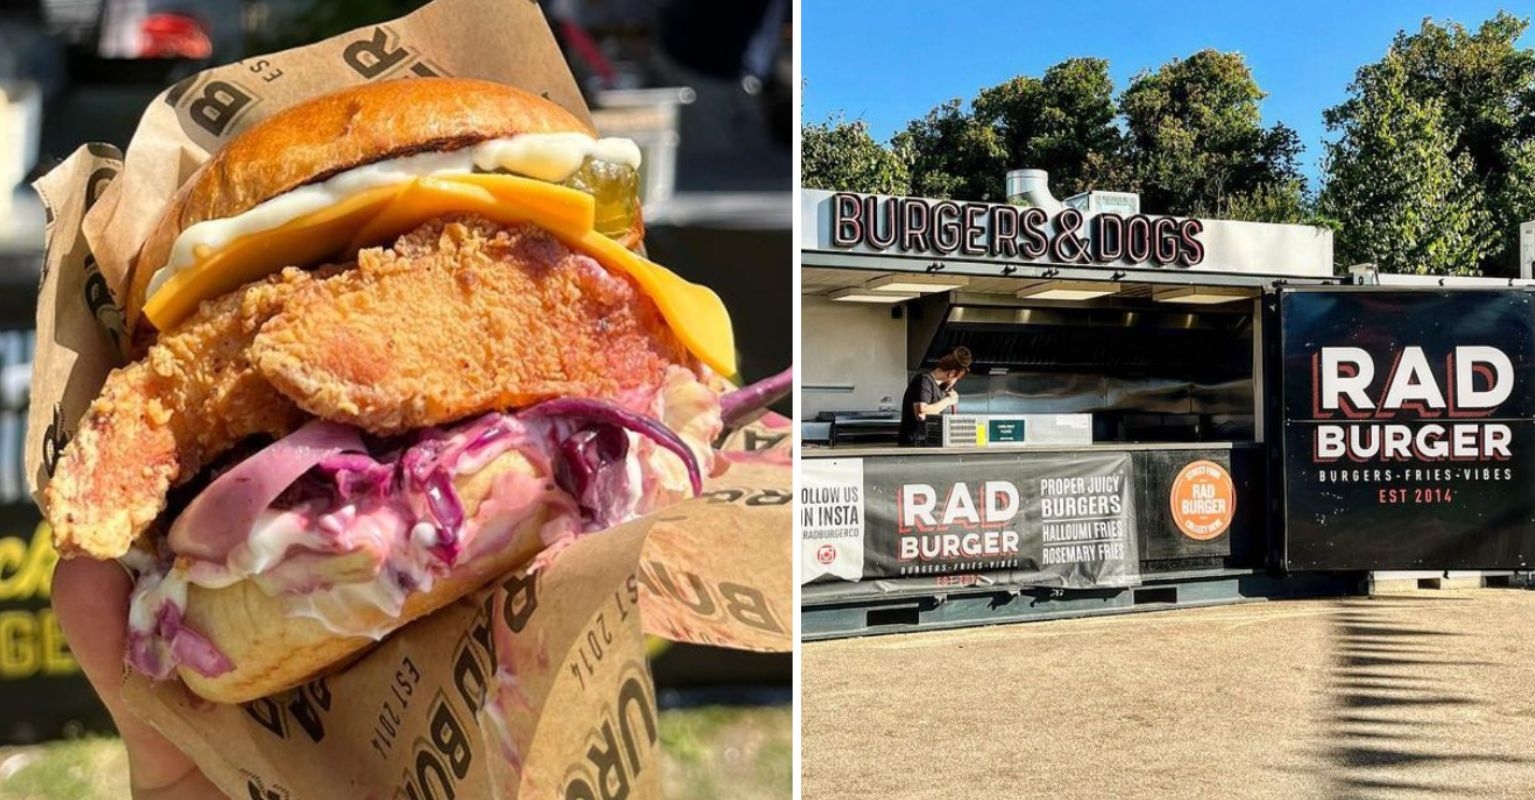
[828,192,1205,267]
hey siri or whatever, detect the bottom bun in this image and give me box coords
[177,507,549,704]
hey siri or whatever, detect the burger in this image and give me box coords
[43,78,784,703]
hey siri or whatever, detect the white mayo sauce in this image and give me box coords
[146,132,642,298]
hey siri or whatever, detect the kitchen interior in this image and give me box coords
[800,268,1262,451]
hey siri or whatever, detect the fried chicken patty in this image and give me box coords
[45,216,693,559]
[45,273,310,558]
[252,217,692,434]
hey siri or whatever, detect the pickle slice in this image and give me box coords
[473,158,640,244]
[561,158,641,241]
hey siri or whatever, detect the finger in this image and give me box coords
[52,558,135,721]
[52,557,202,792]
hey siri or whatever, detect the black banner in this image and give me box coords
[0,327,109,743]
[1280,289,1535,569]
[802,451,1140,589]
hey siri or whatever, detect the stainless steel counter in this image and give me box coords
[801,441,1263,458]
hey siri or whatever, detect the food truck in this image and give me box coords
[800,171,1535,639]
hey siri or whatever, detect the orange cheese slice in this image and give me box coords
[573,229,736,380]
[139,174,736,376]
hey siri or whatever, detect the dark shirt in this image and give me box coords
[898,373,942,446]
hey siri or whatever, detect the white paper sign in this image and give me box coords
[801,458,865,583]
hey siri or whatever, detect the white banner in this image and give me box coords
[800,458,865,583]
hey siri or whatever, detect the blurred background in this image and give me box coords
[0,1,790,796]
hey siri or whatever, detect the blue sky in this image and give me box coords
[802,0,1533,187]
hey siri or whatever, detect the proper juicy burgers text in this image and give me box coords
[43,78,769,703]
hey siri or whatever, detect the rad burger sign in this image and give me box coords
[802,452,1140,589]
[1280,289,1535,569]
[1311,345,1514,462]
[896,479,1024,564]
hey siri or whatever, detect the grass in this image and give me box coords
[660,705,793,800]
[0,705,790,799]
[0,737,130,800]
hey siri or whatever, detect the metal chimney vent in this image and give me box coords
[1005,169,1064,214]
[1006,168,1141,215]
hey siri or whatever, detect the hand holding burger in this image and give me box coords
[44,78,781,703]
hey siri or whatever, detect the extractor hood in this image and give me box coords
[906,291,1253,378]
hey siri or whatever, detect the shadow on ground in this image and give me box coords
[1315,595,1531,799]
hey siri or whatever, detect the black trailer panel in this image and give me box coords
[1279,288,1535,570]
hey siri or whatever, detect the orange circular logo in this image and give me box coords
[1169,460,1235,541]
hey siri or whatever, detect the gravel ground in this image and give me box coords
[802,589,1535,800]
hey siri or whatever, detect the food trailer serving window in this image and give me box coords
[798,185,1336,450]
[908,284,1258,443]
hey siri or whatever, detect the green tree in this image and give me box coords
[890,52,1298,214]
[1320,53,1495,276]
[1504,139,1535,266]
[1120,49,1303,217]
[1324,13,1535,275]
[1219,181,1311,225]
[890,99,1006,201]
[800,117,911,195]
[971,58,1128,198]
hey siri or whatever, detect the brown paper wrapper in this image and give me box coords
[27,2,790,797]
[121,461,788,799]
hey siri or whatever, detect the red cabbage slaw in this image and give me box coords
[719,367,791,428]
[124,377,719,681]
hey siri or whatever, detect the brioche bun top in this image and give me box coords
[129,78,615,333]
